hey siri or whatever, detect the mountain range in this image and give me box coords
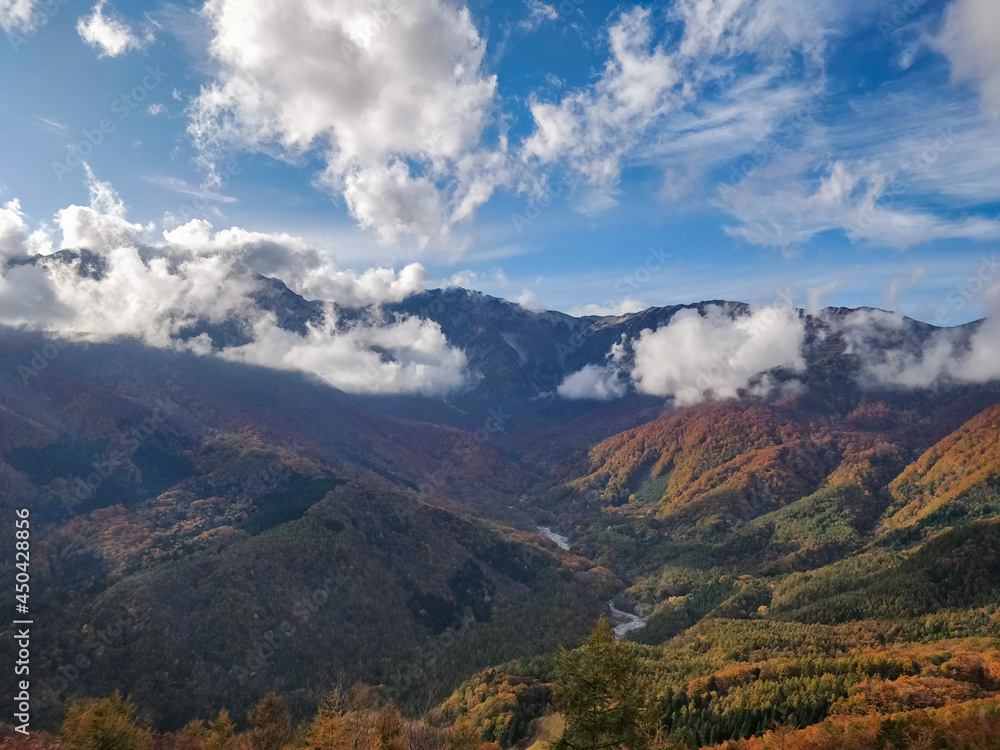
[1,273,999,748]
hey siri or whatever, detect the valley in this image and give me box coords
[1,293,999,750]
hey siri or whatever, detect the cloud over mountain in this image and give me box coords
[0,171,469,395]
[558,303,1000,405]
[840,308,1000,389]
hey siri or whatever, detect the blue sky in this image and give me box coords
[1,0,999,323]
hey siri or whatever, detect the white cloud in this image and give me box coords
[445,270,479,289]
[522,7,678,203]
[884,263,927,310]
[631,305,806,405]
[443,267,508,290]
[189,0,506,248]
[519,0,853,211]
[519,0,557,31]
[147,103,166,116]
[935,0,1000,118]
[513,0,1000,253]
[516,289,545,311]
[32,115,68,134]
[219,311,468,396]
[0,200,51,262]
[0,176,469,396]
[145,176,236,204]
[77,0,147,57]
[807,276,853,315]
[558,337,628,400]
[0,0,38,33]
[161,219,428,306]
[27,245,261,347]
[722,158,1000,249]
[568,299,646,317]
[56,166,153,250]
[557,363,627,400]
[839,308,1000,388]
[340,160,449,248]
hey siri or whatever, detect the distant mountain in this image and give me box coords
[18,250,984,411]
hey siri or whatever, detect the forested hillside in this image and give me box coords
[2,321,1000,750]
[0,332,614,728]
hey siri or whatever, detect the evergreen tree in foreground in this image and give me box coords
[552,617,652,750]
[61,691,153,750]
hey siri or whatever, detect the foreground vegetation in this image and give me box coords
[7,612,1000,750]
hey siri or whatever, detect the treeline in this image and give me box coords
[15,686,500,750]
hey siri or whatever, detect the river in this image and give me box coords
[537,525,647,639]
[608,599,647,638]
[538,525,571,551]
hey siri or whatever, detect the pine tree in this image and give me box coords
[204,710,236,750]
[552,617,650,750]
[61,691,153,750]
[248,693,293,750]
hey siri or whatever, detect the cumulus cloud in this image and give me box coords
[839,308,1000,389]
[26,245,261,346]
[0,199,51,262]
[56,166,153,250]
[631,305,806,405]
[516,289,545,311]
[935,0,1000,118]
[0,174,469,396]
[557,364,627,400]
[188,0,506,247]
[77,0,148,57]
[0,0,38,33]
[558,338,628,400]
[220,312,468,395]
[556,305,807,405]
[161,219,428,306]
